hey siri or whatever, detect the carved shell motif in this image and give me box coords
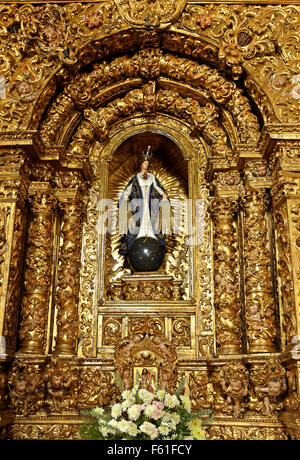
[113,0,187,28]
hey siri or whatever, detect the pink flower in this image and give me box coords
[150,401,164,420]
[153,401,164,411]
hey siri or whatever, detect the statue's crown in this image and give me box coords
[142,145,153,161]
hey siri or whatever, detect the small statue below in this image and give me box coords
[118,146,170,272]
[138,368,156,393]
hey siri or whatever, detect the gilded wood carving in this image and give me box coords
[0,0,299,441]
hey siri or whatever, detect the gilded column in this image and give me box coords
[241,187,277,353]
[54,190,83,355]
[0,151,29,355]
[19,183,56,354]
[211,196,242,354]
[270,143,300,351]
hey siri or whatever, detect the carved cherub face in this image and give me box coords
[268,378,282,396]
[51,373,63,387]
[17,80,32,96]
[230,378,243,393]
[152,335,162,345]
[144,283,152,296]
[249,304,260,315]
[43,26,61,46]
[132,334,142,343]
[61,175,72,187]
[15,379,26,393]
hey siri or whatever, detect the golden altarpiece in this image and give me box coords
[0,0,299,440]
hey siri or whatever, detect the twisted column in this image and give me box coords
[19,185,56,354]
[54,195,83,355]
[242,187,277,353]
[211,197,242,354]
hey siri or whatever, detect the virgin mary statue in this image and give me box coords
[118,147,170,271]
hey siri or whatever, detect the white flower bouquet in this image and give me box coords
[80,376,211,440]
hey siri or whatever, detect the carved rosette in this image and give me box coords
[241,188,277,353]
[19,185,56,354]
[210,197,242,354]
[55,195,84,355]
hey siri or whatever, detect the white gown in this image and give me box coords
[123,172,166,240]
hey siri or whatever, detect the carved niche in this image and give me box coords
[114,317,178,394]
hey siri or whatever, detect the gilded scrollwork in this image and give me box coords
[78,181,100,358]
[121,278,178,301]
[77,367,117,407]
[114,0,187,28]
[171,318,191,348]
[0,2,299,136]
[189,370,213,411]
[8,423,81,440]
[67,86,234,161]
[207,425,288,440]
[102,318,122,346]
[38,48,259,158]
[114,320,177,394]
[128,317,165,339]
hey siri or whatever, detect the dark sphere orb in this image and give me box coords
[127,237,165,272]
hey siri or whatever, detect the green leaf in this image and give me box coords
[114,373,125,393]
[175,377,186,397]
